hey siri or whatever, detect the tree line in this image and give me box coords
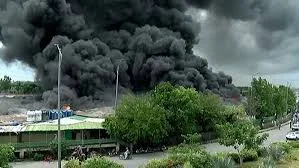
[104,82,250,147]
[0,75,43,94]
[246,77,297,119]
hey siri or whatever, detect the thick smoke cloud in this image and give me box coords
[0,0,240,108]
[189,0,298,83]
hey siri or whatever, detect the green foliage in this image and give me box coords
[287,141,299,148]
[216,120,268,151]
[83,157,123,168]
[143,158,175,168]
[249,77,297,119]
[181,133,201,144]
[259,156,276,168]
[168,143,204,154]
[183,162,193,168]
[151,82,203,137]
[0,145,14,167]
[64,159,82,168]
[104,94,168,145]
[271,142,292,154]
[211,156,236,168]
[0,75,42,94]
[267,145,285,161]
[240,149,258,162]
[33,153,44,161]
[168,153,212,168]
[49,140,69,159]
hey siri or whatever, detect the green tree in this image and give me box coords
[151,82,202,141]
[197,92,225,132]
[103,95,168,146]
[0,144,14,167]
[0,75,12,92]
[216,120,268,165]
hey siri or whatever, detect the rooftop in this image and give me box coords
[0,115,105,133]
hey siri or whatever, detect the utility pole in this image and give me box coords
[54,44,62,168]
[114,64,119,110]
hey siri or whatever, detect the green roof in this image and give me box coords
[23,116,105,132]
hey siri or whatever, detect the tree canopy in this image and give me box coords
[103,95,168,145]
[248,77,297,119]
[104,82,248,146]
[0,75,42,94]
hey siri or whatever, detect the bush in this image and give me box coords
[83,156,123,168]
[272,142,292,153]
[183,162,193,168]
[285,151,298,161]
[143,158,175,168]
[211,156,235,168]
[33,153,44,161]
[49,140,69,159]
[181,133,201,144]
[257,147,268,157]
[169,153,212,168]
[259,156,276,168]
[64,159,82,168]
[227,153,239,163]
[267,145,285,161]
[287,141,299,148]
[168,143,204,154]
[0,145,14,168]
[241,149,258,162]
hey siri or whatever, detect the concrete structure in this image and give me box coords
[0,115,119,158]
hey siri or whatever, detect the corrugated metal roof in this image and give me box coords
[0,115,105,133]
[24,116,105,132]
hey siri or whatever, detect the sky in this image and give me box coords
[1,0,299,87]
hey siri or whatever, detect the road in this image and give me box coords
[10,124,292,168]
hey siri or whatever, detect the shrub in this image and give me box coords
[227,153,239,163]
[287,141,299,148]
[169,152,212,168]
[272,142,292,153]
[83,156,123,168]
[183,162,193,168]
[168,143,204,154]
[33,153,44,161]
[284,150,298,161]
[241,149,258,162]
[64,159,82,168]
[0,145,14,168]
[257,147,268,157]
[49,140,69,159]
[181,133,201,144]
[267,145,285,161]
[143,158,175,168]
[211,156,235,168]
[259,156,276,168]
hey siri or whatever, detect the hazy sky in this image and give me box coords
[1,0,299,87]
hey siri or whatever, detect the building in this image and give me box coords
[0,115,119,158]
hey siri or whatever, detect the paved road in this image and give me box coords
[10,124,292,168]
[203,123,292,154]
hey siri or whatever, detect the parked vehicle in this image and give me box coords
[292,123,299,131]
[108,149,118,157]
[286,131,299,140]
[119,153,132,160]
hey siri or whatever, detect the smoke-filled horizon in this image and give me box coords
[0,0,242,108]
[189,0,299,78]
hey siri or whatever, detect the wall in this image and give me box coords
[21,131,57,143]
[0,133,17,143]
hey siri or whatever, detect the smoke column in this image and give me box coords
[0,0,240,108]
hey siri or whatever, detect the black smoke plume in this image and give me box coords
[0,0,240,108]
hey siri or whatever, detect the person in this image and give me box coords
[124,147,130,159]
